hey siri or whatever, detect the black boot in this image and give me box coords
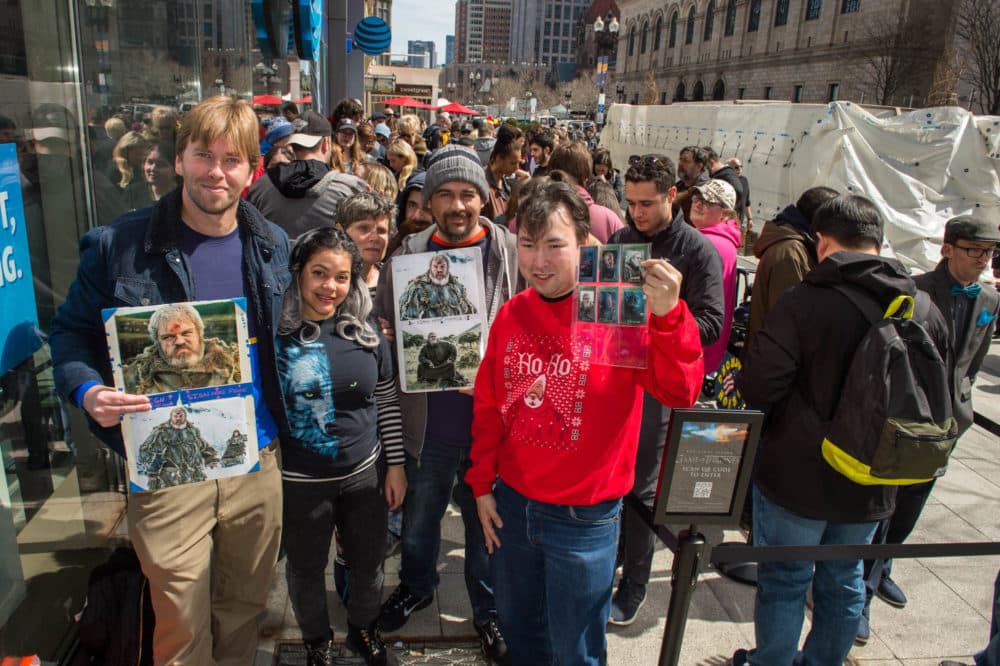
[346,621,399,666]
[304,630,336,666]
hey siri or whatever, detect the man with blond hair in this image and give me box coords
[50,96,290,665]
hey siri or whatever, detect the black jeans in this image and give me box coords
[283,462,388,640]
[621,393,671,585]
[862,479,936,596]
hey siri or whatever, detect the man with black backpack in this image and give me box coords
[731,195,951,666]
[857,215,1000,644]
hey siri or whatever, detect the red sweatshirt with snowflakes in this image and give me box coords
[466,288,704,506]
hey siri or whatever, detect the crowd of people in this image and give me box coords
[46,94,1000,666]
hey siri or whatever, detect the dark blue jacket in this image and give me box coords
[49,188,291,456]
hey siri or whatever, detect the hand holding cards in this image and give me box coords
[641,258,682,316]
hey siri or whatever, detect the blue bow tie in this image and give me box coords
[951,283,982,299]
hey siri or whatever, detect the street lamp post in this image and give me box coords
[593,11,619,127]
[616,83,626,104]
[469,71,481,104]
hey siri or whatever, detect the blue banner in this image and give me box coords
[0,143,40,375]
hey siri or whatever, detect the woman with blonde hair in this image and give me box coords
[112,130,151,189]
[362,162,400,200]
[104,116,127,143]
[385,139,417,189]
[395,114,421,144]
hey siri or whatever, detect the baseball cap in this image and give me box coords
[374,123,391,138]
[335,118,357,133]
[460,122,474,134]
[287,110,332,148]
[264,116,292,145]
[693,179,737,210]
[371,112,387,122]
[944,215,1000,244]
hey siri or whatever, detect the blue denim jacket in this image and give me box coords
[49,188,291,456]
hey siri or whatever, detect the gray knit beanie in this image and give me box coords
[422,145,490,204]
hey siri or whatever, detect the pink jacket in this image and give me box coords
[699,218,742,373]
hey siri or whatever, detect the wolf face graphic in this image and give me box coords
[276,338,339,458]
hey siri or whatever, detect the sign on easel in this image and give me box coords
[652,409,763,526]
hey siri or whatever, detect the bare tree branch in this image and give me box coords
[856,13,925,106]
[956,0,1000,114]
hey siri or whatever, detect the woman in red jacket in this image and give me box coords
[466,178,703,664]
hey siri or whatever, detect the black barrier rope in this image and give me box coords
[624,494,1000,666]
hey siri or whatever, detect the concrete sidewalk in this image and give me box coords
[256,340,1000,665]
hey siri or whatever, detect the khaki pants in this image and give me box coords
[128,444,282,666]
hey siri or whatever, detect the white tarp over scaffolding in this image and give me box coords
[602,101,1000,272]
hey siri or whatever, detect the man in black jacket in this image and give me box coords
[858,215,1000,643]
[704,146,746,224]
[732,195,950,666]
[607,155,724,625]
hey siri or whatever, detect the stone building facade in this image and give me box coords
[612,0,960,108]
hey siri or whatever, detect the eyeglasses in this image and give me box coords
[628,154,672,172]
[951,244,1000,259]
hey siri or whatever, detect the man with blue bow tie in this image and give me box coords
[857,215,1000,646]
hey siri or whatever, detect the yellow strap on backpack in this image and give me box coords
[883,294,914,320]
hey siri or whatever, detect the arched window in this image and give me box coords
[628,26,636,56]
[654,15,663,50]
[675,81,686,102]
[774,0,789,26]
[669,12,678,48]
[693,80,705,101]
[712,79,725,100]
[685,6,695,44]
[704,0,716,41]
[640,20,648,53]
[724,0,737,36]
[748,0,761,31]
[806,0,822,20]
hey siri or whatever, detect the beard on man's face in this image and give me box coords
[161,340,205,369]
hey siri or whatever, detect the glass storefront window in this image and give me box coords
[0,1,266,659]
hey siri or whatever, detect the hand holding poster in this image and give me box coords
[390,248,488,393]
[102,298,259,491]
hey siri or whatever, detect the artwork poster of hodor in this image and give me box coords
[102,297,259,492]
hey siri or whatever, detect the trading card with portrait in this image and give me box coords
[621,244,650,284]
[577,286,597,323]
[578,245,597,283]
[620,287,648,325]
[104,298,251,397]
[598,245,620,282]
[597,286,619,324]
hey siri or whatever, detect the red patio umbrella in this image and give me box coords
[294,96,312,104]
[437,102,480,116]
[252,94,283,106]
[381,95,436,109]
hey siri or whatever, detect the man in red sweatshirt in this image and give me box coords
[466,178,703,664]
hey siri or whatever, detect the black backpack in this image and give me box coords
[821,285,958,485]
[76,546,154,666]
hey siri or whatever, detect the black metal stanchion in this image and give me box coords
[658,525,708,666]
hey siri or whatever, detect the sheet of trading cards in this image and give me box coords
[390,248,488,393]
[573,243,652,368]
[102,298,260,492]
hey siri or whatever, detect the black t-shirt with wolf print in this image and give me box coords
[276,316,403,480]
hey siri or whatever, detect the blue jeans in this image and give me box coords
[399,441,494,624]
[491,479,621,665]
[748,485,878,666]
[976,569,1000,666]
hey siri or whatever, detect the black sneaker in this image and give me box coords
[608,576,646,626]
[475,617,510,665]
[304,635,336,666]
[378,584,433,632]
[346,621,399,666]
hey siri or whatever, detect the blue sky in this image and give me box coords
[390,0,455,64]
